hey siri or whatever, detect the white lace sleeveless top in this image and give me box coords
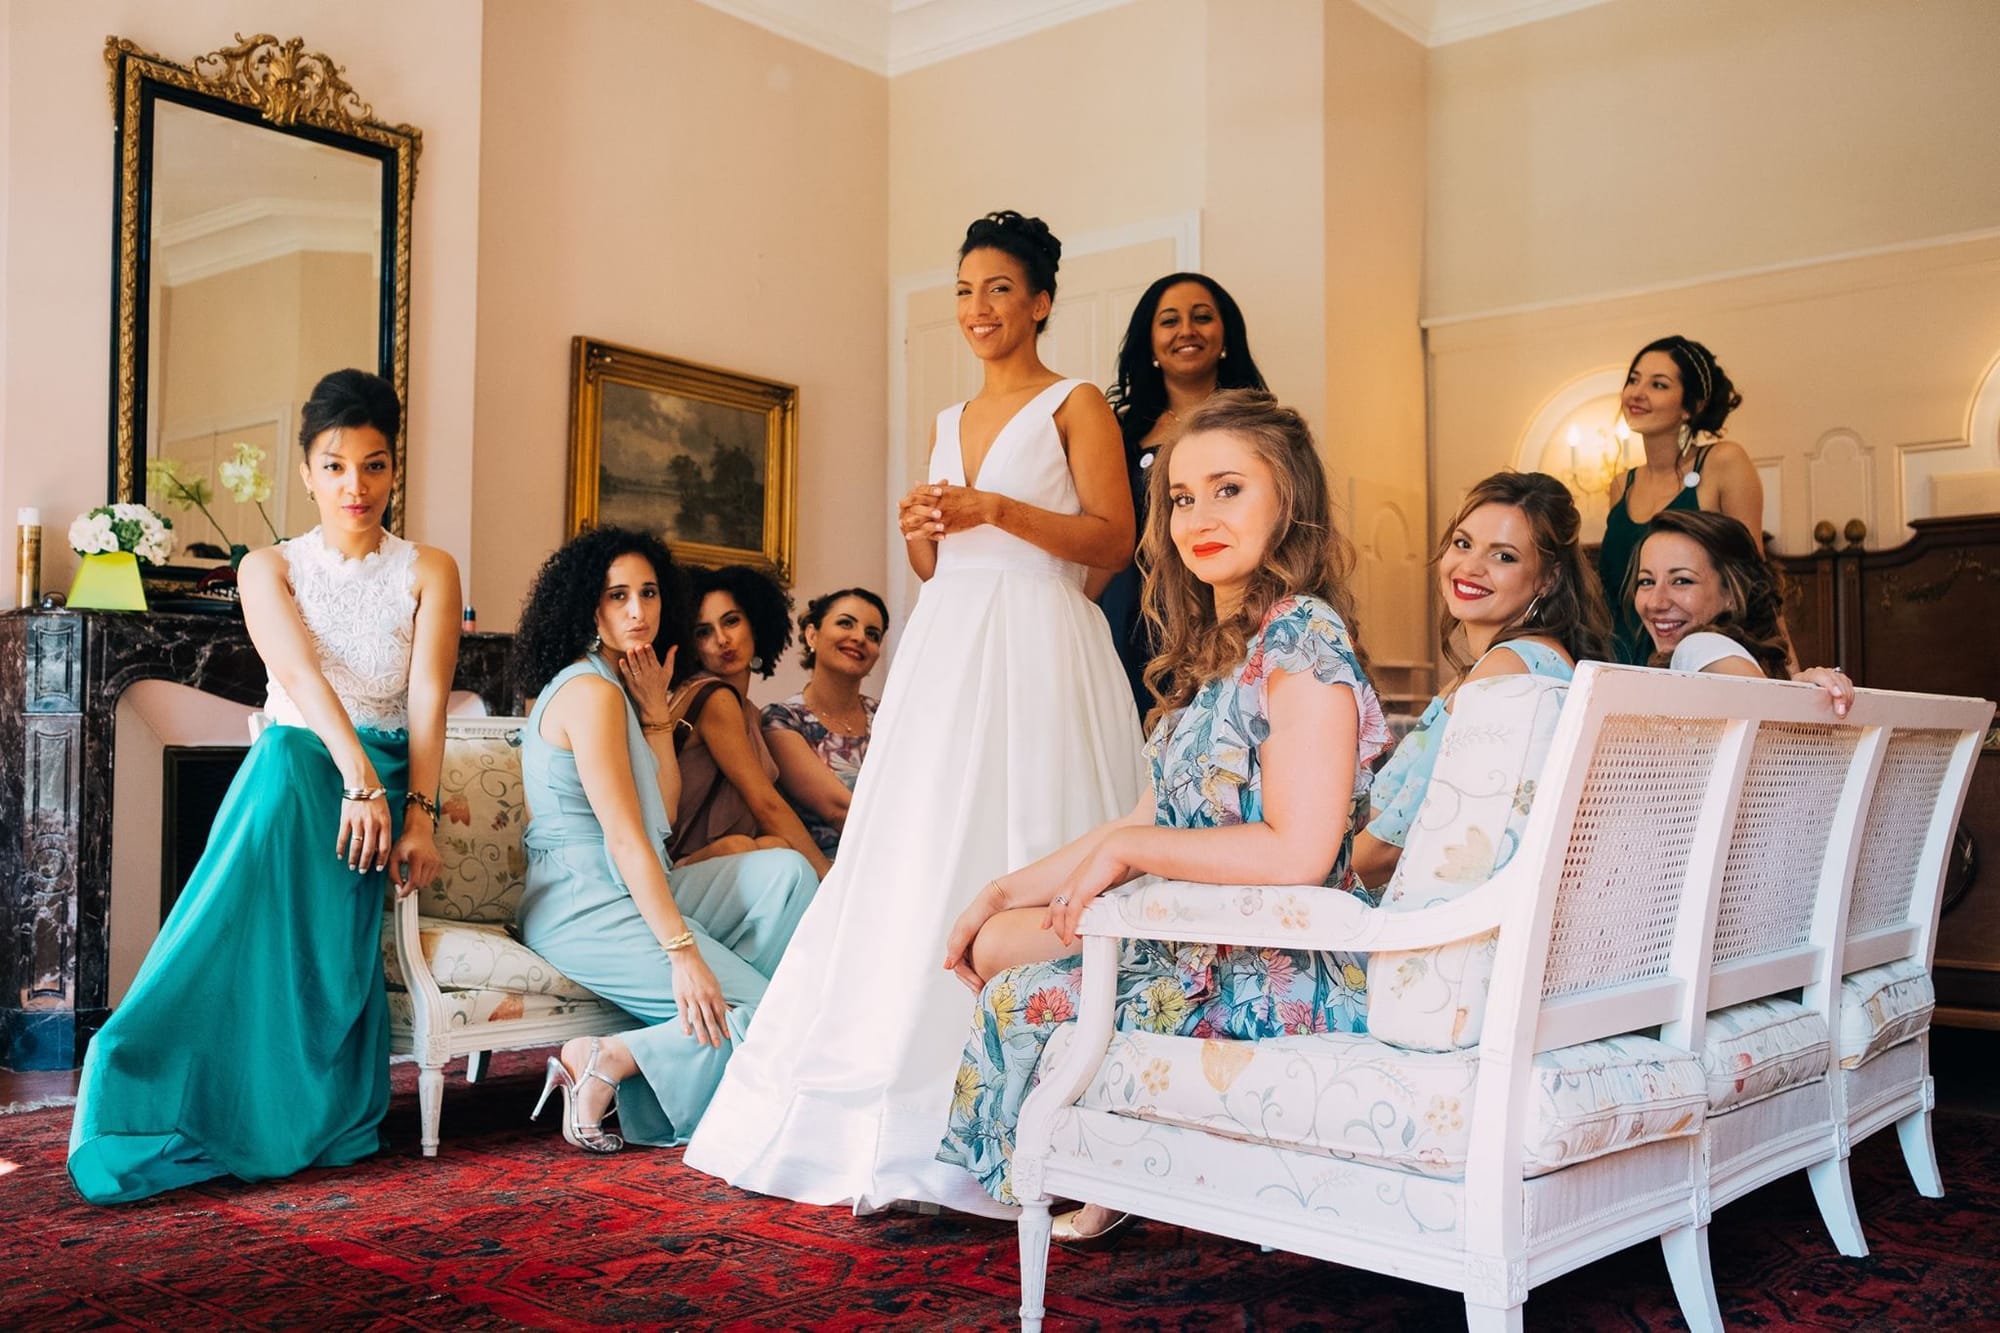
[264,527,420,732]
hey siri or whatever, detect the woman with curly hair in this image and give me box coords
[761,587,888,860]
[665,564,831,878]
[1628,509,1853,713]
[509,528,818,1153]
[935,390,1390,1239]
[1096,272,1269,713]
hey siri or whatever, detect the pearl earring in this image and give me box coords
[751,655,764,672]
[1220,348,1228,359]
[1151,359,1159,369]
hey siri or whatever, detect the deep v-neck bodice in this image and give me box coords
[954,378,1068,488]
[928,377,1084,582]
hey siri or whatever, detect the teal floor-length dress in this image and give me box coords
[514,655,819,1146]
[69,528,426,1204]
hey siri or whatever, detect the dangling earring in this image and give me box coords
[1523,594,1544,624]
[588,633,602,654]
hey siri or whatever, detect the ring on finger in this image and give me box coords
[1053,894,1069,907]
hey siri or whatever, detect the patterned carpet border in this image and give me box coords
[3,1050,1998,1330]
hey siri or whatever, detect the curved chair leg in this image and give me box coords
[465,1050,487,1084]
[1896,1108,1943,1198]
[1018,1200,1052,1332]
[418,1063,445,1159]
[1807,1157,1869,1256]
[1661,1224,1724,1333]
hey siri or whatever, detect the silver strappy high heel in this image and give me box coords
[531,1036,625,1153]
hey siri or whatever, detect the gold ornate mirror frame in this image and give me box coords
[105,34,422,527]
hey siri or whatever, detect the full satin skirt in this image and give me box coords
[68,726,408,1204]
[682,565,1145,1217]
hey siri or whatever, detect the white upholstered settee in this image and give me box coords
[1010,663,1992,1332]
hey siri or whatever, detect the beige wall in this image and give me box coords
[1324,1,1429,675]
[1426,0,2000,321]
[1427,0,2000,569]
[0,0,481,601]
[473,0,889,705]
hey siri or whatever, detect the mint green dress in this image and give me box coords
[515,656,819,1146]
[69,529,422,1204]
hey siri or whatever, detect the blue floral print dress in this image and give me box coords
[936,595,1390,1204]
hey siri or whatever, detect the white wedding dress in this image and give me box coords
[683,378,1145,1217]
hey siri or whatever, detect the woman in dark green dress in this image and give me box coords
[1597,335,1766,663]
[68,370,463,1203]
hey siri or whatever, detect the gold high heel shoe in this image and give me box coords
[531,1036,625,1153]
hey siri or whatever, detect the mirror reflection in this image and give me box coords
[147,99,383,560]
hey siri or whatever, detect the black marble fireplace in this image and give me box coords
[0,608,515,1070]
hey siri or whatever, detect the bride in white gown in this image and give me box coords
[684,211,1145,1217]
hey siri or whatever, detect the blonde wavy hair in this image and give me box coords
[1139,390,1360,732]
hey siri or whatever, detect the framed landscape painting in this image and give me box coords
[566,337,799,582]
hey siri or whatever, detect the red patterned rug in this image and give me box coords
[3,1050,1996,1330]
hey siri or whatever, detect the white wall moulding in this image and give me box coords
[1424,226,2000,336]
[1807,429,1876,550]
[1353,0,1614,48]
[691,0,1138,76]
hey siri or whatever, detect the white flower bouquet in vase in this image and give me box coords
[66,502,177,611]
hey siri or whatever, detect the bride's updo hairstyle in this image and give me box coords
[958,210,1062,333]
[1137,390,1361,731]
[1627,335,1742,437]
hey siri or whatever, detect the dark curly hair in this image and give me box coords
[300,368,401,455]
[959,210,1061,333]
[1626,335,1742,437]
[678,564,793,683]
[1625,510,1790,679]
[798,587,889,669]
[1107,273,1268,454]
[510,527,685,698]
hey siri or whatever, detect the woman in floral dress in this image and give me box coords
[935,391,1389,1234]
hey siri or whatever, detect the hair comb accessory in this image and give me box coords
[1677,339,1713,404]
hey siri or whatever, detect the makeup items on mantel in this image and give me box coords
[16,508,42,608]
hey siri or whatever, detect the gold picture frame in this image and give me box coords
[105,34,421,528]
[567,338,799,584]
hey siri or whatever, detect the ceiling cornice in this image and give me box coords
[696,0,1618,73]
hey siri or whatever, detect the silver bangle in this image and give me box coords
[341,785,387,802]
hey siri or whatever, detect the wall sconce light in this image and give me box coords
[1564,418,1633,499]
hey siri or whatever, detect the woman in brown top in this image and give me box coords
[667,565,832,879]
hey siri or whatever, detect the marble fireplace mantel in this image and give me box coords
[0,608,515,1070]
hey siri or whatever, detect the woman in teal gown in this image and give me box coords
[510,527,818,1152]
[68,370,464,1203]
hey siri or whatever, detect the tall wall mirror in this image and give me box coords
[107,35,420,560]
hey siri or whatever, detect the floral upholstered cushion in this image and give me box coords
[1075,1026,1704,1180]
[418,730,529,923]
[1837,958,1934,1069]
[386,987,625,1032]
[1700,996,1830,1111]
[379,916,596,1000]
[1365,674,1570,1053]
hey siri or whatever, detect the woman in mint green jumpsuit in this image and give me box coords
[511,527,817,1148]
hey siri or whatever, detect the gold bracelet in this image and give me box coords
[641,719,675,734]
[662,929,697,953]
